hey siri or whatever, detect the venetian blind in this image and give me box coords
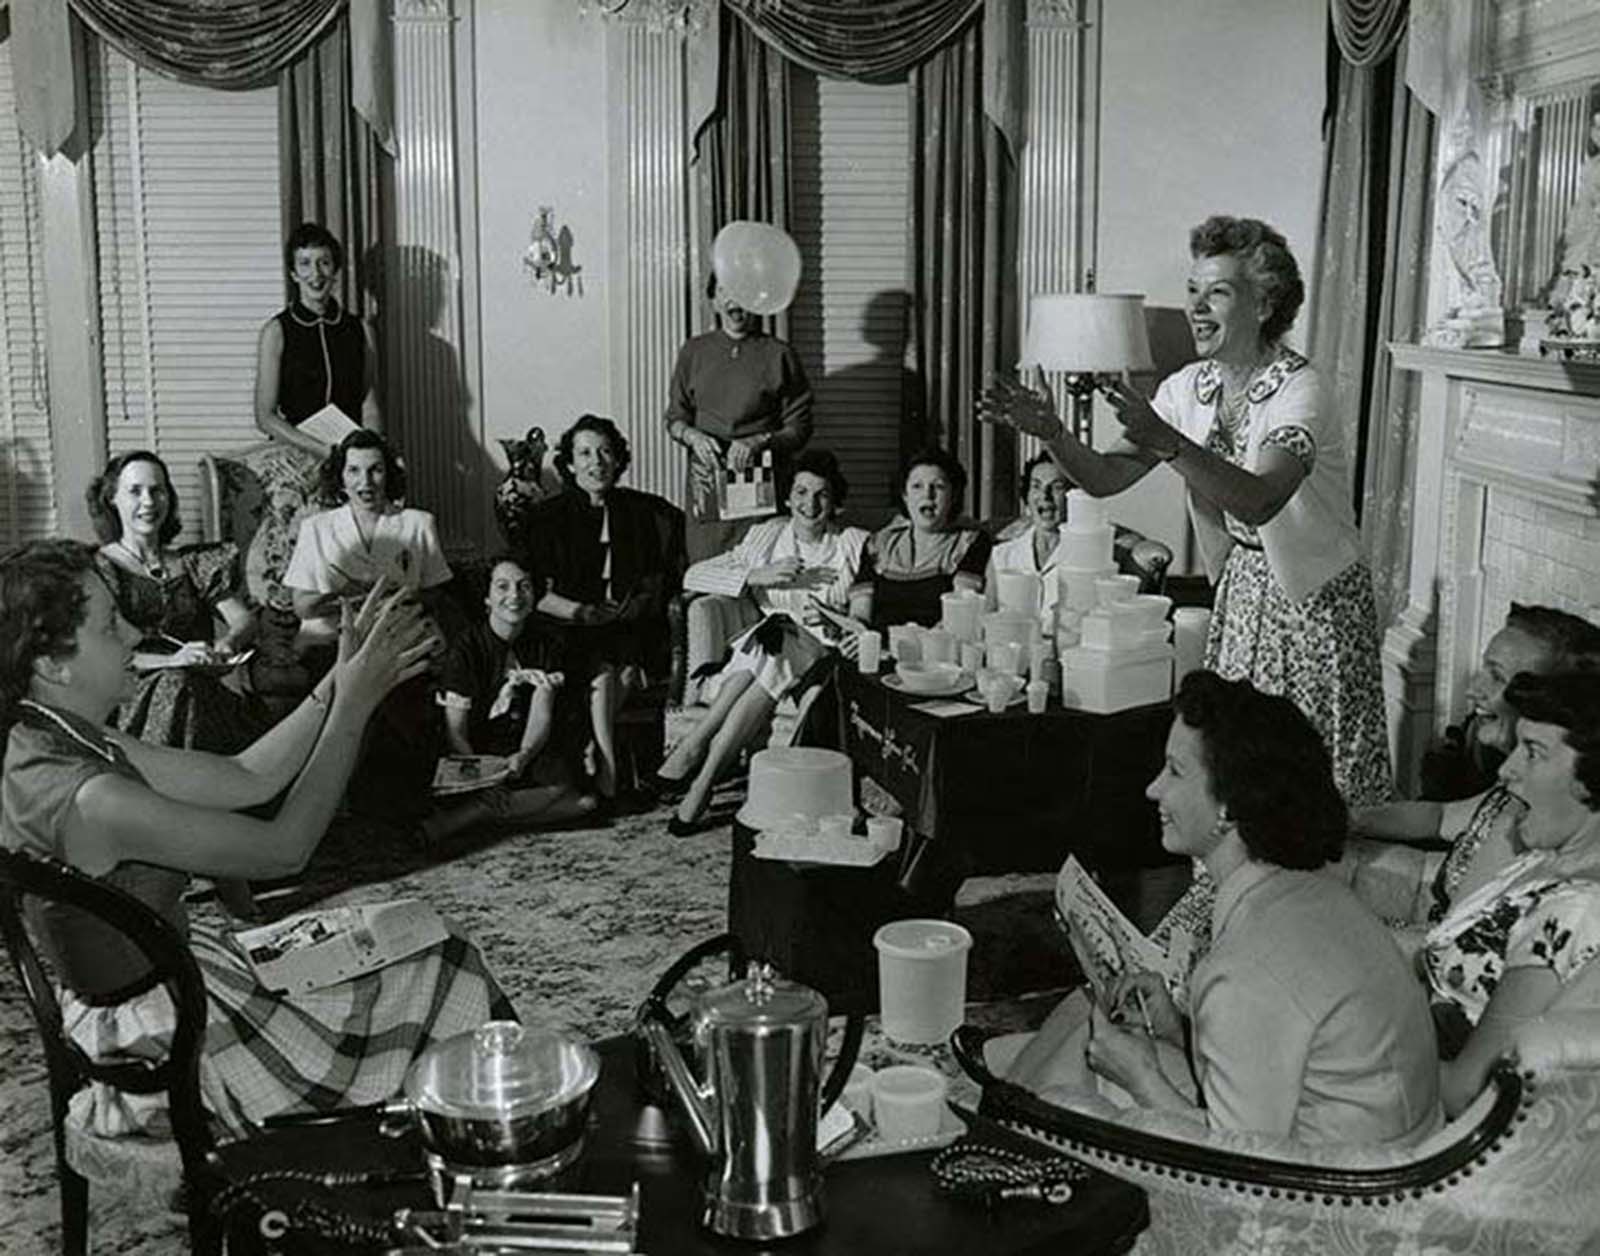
[0,40,59,545]
[788,70,910,524]
[90,43,283,543]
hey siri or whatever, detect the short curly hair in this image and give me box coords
[85,450,182,546]
[285,221,345,273]
[898,447,968,515]
[1504,671,1600,810]
[318,429,408,506]
[1171,670,1347,869]
[0,540,100,741]
[554,415,632,483]
[790,448,848,508]
[1189,215,1305,347]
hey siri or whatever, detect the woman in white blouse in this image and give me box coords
[653,450,871,835]
[985,452,1073,617]
[282,430,451,824]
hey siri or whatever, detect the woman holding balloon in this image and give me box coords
[665,222,814,561]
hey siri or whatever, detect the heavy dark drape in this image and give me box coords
[906,17,1018,519]
[279,12,387,319]
[1308,14,1435,631]
[693,6,793,342]
[689,0,1024,517]
[10,0,389,157]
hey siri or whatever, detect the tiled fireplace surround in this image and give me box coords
[1385,345,1600,794]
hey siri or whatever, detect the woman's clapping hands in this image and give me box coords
[334,578,439,710]
[977,368,1065,442]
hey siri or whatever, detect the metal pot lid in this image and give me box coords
[698,963,827,1029]
[406,1020,600,1121]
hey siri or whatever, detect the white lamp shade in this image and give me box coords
[1021,294,1155,373]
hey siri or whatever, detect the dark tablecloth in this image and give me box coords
[798,663,1172,878]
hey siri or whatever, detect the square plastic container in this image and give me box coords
[1060,642,1175,713]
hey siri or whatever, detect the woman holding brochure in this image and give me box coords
[0,540,510,1138]
[1008,671,1440,1147]
[653,450,871,836]
[254,221,381,460]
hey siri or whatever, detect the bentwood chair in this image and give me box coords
[0,849,222,1255]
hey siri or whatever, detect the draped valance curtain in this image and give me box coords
[688,0,1024,514]
[7,0,391,157]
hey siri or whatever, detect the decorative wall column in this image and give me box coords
[390,0,485,549]
[1017,0,1099,446]
[603,16,691,503]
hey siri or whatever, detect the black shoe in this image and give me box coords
[666,811,719,838]
[644,770,692,803]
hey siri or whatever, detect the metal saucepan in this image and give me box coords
[267,1020,601,1173]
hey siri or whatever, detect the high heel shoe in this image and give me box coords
[666,809,719,838]
[643,769,692,803]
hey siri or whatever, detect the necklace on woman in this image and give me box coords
[113,539,166,580]
[17,700,119,765]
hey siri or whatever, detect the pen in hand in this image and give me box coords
[1133,987,1155,1038]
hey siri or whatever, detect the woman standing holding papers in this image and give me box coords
[981,215,1390,807]
[254,222,380,460]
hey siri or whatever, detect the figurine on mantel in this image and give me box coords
[1537,106,1600,360]
[1425,114,1505,349]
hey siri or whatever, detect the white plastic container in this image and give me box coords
[1079,605,1144,651]
[1060,642,1175,713]
[873,919,972,1045]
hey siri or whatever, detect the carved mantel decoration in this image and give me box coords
[1383,1,1600,791]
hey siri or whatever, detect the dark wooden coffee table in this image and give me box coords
[213,1034,1147,1255]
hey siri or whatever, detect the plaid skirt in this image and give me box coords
[1207,549,1393,807]
[62,915,512,1140]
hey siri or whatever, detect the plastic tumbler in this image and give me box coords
[871,1065,947,1141]
[959,641,984,675]
[873,919,973,1045]
[1026,679,1049,714]
[857,629,882,674]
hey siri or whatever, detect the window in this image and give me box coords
[789,70,909,521]
[90,44,282,542]
[0,41,58,545]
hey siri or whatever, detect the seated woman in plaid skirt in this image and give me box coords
[0,540,513,1138]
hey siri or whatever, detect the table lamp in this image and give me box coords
[1020,293,1155,444]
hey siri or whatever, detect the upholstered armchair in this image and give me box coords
[197,441,323,710]
[955,845,1600,1255]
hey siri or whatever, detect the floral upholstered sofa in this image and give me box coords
[957,841,1600,1254]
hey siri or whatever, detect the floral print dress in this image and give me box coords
[1421,850,1600,1025]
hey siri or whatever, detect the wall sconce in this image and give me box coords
[523,206,582,296]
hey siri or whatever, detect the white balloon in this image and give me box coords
[712,221,801,316]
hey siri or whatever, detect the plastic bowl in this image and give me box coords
[894,660,965,693]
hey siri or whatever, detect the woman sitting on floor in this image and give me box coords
[653,450,871,836]
[524,415,683,804]
[282,429,451,825]
[860,447,990,629]
[0,541,511,1138]
[89,451,263,754]
[984,452,1072,616]
[1422,670,1600,1116]
[1007,670,1441,1147]
[421,555,598,844]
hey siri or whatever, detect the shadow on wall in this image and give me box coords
[815,288,913,533]
[364,244,501,548]
[0,440,46,549]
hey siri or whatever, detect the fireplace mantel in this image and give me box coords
[1382,340,1600,794]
